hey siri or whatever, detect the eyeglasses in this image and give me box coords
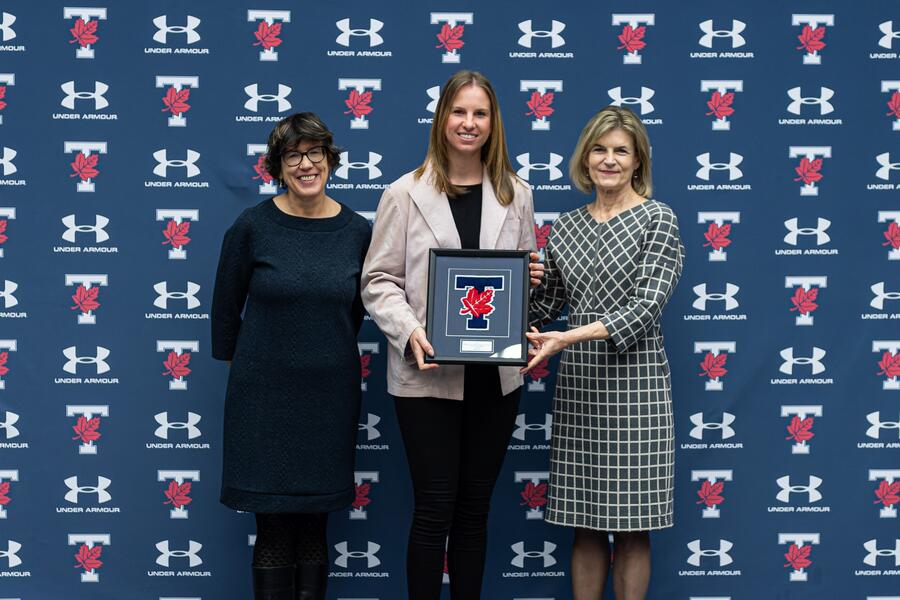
[283,146,326,167]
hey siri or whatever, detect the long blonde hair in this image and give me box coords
[415,70,517,206]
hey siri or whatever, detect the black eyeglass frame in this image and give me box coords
[282,146,327,167]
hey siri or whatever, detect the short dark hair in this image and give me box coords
[264,112,342,183]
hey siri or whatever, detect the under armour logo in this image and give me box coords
[0,12,16,42]
[779,347,826,375]
[63,346,110,374]
[0,540,21,567]
[863,539,900,566]
[513,413,552,441]
[335,18,384,47]
[60,81,108,111]
[776,475,823,503]
[607,86,654,115]
[689,412,736,440]
[511,541,557,568]
[871,282,900,310]
[244,83,292,112]
[0,147,17,176]
[687,539,733,566]
[0,411,19,439]
[334,152,382,180]
[692,283,739,311]
[156,540,202,567]
[358,412,381,441]
[867,411,900,439]
[783,217,830,246]
[64,475,112,503]
[153,281,200,310]
[698,19,746,48]
[62,214,109,243]
[334,541,381,568]
[153,15,201,44]
[518,20,566,48]
[879,21,900,49]
[876,153,900,180]
[155,412,202,440]
[516,152,563,181]
[425,86,440,113]
[786,87,834,115]
[696,152,743,181]
[153,149,200,178]
[0,280,17,309]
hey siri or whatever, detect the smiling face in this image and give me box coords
[281,140,329,203]
[443,84,492,160]
[585,128,640,195]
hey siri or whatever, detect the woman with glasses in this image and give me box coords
[211,112,371,600]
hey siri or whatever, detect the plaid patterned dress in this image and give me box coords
[530,200,683,531]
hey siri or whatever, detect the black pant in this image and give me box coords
[394,365,521,600]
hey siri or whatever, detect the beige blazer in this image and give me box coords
[362,166,537,400]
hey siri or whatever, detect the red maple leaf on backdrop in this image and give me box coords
[0,351,9,377]
[706,92,735,119]
[883,222,900,249]
[252,155,273,183]
[0,481,10,505]
[253,21,282,50]
[353,483,371,509]
[797,25,826,53]
[72,416,101,443]
[71,284,100,313]
[435,24,465,52]
[785,416,814,443]
[520,481,548,509]
[69,18,98,47]
[698,352,727,379]
[0,86,6,111]
[525,91,554,120]
[703,223,731,251]
[163,481,192,508]
[528,359,550,381]
[877,351,900,379]
[784,543,812,570]
[534,224,551,250]
[459,287,495,318]
[344,90,373,119]
[794,158,824,185]
[789,287,819,315]
[162,351,191,379]
[162,220,191,248]
[161,87,191,116]
[0,220,8,245]
[360,354,371,379]
[70,152,99,181]
[74,544,103,571]
[695,480,725,507]
[874,480,900,506]
[617,25,646,53]
[887,92,900,119]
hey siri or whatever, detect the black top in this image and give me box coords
[449,183,483,250]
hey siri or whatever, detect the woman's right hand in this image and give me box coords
[408,327,439,371]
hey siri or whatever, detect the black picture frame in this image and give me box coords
[424,248,529,366]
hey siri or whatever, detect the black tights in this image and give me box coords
[394,365,521,600]
[252,513,328,568]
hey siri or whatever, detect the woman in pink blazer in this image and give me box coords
[362,70,541,599]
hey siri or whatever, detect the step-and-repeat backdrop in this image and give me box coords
[0,0,898,598]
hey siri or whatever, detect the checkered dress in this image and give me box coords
[530,200,684,531]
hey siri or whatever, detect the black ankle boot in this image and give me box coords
[253,565,296,600]
[295,562,328,600]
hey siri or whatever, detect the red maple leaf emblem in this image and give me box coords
[617,25,646,53]
[528,359,550,381]
[162,220,191,248]
[161,87,191,116]
[883,222,900,249]
[785,416,814,443]
[525,91,554,120]
[0,481,10,505]
[796,25,826,54]
[459,287,495,319]
[794,157,823,185]
[534,224,551,250]
[360,354,371,379]
[698,352,727,379]
[695,480,725,507]
[69,18,98,47]
[784,543,812,570]
[0,220,8,245]
[70,152,99,181]
[162,351,191,379]
[443,551,449,575]
[0,86,6,111]
[877,351,900,379]
[163,480,192,508]
[887,92,900,119]
[353,483,371,509]
[344,90,374,119]
[72,416,101,443]
[252,155,273,184]
[789,287,819,315]
[435,23,465,52]
[253,21,282,50]
[71,284,100,313]
[74,544,103,571]
[874,480,900,507]
[706,91,735,119]
[520,481,548,509]
[702,223,731,251]
[0,351,9,377]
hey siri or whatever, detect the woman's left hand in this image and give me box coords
[528,251,544,288]
[520,326,569,374]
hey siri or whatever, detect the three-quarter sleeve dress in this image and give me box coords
[211,199,371,513]
[530,200,684,531]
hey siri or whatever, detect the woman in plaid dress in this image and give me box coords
[523,106,683,600]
